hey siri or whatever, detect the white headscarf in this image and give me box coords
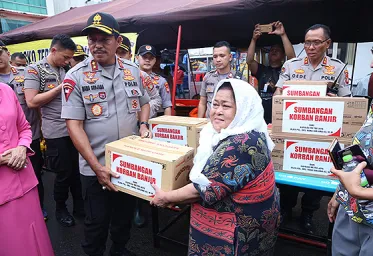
[189,78,275,190]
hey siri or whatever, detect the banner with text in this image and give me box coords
[6,33,138,64]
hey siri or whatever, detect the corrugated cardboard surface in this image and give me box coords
[272,96,367,139]
[105,136,194,201]
[271,134,351,179]
[149,116,208,148]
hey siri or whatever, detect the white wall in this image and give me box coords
[353,42,373,84]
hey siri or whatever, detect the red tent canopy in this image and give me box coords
[1,0,372,48]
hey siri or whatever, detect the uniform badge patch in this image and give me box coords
[131,89,139,96]
[294,69,305,74]
[132,99,138,109]
[164,82,170,93]
[47,84,55,89]
[123,69,135,81]
[91,103,103,116]
[99,91,106,99]
[281,67,285,74]
[28,69,38,75]
[83,71,99,84]
[145,45,152,51]
[84,94,98,102]
[324,65,335,75]
[14,76,24,83]
[142,75,154,91]
[63,79,76,101]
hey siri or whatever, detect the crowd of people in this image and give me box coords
[0,10,372,256]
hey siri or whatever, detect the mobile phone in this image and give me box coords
[259,24,273,33]
[328,138,343,170]
[338,144,373,185]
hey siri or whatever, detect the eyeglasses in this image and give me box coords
[304,38,330,48]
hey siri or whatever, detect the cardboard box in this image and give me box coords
[196,123,206,147]
[149,116,208,148]
[271,134,351,178]
[282,81,327,97]
[105,136,194,201]
[272,96,368,139]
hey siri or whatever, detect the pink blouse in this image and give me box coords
[0,83,37,206]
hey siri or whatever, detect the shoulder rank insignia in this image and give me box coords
[322,56,327,65]
[164,82,170,93]
[304,57,308,65]
[118,57,124,69]
[91,60,98,71]
[11,67,18,75]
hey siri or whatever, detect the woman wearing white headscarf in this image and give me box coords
[151,79,280,256]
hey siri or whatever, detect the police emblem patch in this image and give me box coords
[84,94,99,102]
[47,84,55,89]
[14,76,24,83]
[142,76,154,91]
[145,45,152,51]
[98,91,106,99]
[123,69,135,81]
[131,89,139,96]
[83,71,99,84]
[91,104,103,116]
[63,79,76,101]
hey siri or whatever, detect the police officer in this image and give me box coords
[10,52,28,67]
[0,41,47,219]
[24,34,83,227]
[117,37,162,119]
[275,24,351,97]
[61,12,151,256]
[247,21,296,124]
[70,44,88,68]
[197,41,244,118]
[137,44,172,116]
[275,24,351,234]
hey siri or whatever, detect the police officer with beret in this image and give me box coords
[137,44,172,116]
[61,12,151,256]
[24,35,83,227]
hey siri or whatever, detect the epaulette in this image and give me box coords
[10,66,18,75]
[69,58,89,74]
[118,57,138,68]
[288,57,302,63]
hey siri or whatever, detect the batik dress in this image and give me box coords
[189,131,280,256]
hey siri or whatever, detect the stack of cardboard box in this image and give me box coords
[271,90,368,179]
[149,116,208,149]
[105,135,194,201]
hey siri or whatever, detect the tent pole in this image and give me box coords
[172,25,182,116]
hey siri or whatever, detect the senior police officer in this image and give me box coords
[275,24,351,97]
[117,37,162,119]
[275,24,351,234]
[61,12,151,256]
[197,41,244,118]
[24,34,83,227]
[137,44,172,116]
[0,41,47,219]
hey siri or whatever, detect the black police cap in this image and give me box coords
[137,45,157,56]
[119,36,131,52]
[82,12,120,36]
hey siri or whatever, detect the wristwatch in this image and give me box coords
[140,121,150,129]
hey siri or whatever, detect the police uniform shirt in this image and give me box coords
[276,56,351,96]
[140,70,162,118]
[61,56,150,176]
[1,66,41,141]
[24,58,67,139]
[200,69,241,118]
[149,72,172,113]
